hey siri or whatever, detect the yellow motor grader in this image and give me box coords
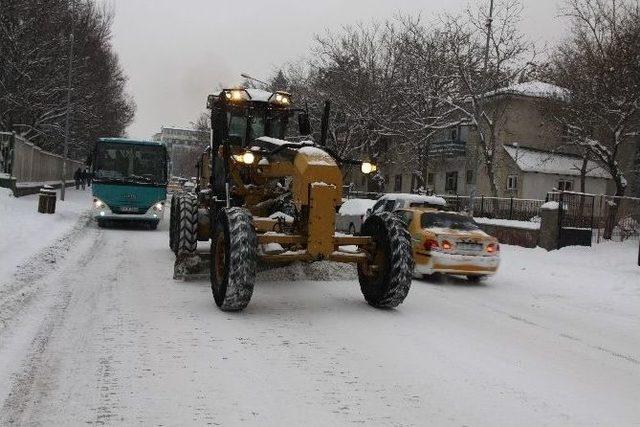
[169,87,413,311]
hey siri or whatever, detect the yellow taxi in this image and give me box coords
[397,208,500,282]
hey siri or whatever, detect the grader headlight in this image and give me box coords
[361,161,377,174]
[234,151,256,164]
[242,151,255,164]
[224,89,249,102]
[272,91,291,106]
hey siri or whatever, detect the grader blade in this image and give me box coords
[173,253,210,280]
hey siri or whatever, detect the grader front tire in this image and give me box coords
[176,193,198,255]
[357,212,413,308]
[210,208,257,312]
[169,195,181,253]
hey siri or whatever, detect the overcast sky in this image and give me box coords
[109,0,567,139]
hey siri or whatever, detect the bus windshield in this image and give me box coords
[94,143,167,185]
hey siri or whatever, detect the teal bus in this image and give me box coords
[91,138,168,229]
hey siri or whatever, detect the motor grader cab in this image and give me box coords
[169,87,413,311]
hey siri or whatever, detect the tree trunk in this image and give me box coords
[580,156,588,193]
[603,179,627,240]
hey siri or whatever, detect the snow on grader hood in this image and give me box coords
[168,87,414,312]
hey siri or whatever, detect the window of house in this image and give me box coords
[427,173,435,186]
[450,127,458,141]
[506,175,518,191]
[384,175,390,190]
[557,179,573,191]
[466,169,474,185]
[394,174,403,192]
[361,175,366,186]
[561,124,570,142]
[411,174,420,191]
[445,171,458,193]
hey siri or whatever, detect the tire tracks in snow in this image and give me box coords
[483,303,640,366]
[0,221,105,425]
[0,211,93,330]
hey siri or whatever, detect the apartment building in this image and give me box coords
[153,126,209,177]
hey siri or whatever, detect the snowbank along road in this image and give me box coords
[0,190,639,426]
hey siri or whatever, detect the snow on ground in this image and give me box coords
[0,187,91,279]
[0,189,639,426]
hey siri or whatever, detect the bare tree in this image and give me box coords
[546,0,640,200]
[438,0,535,197]
[0,0,135,161]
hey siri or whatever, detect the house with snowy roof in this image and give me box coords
[378,80,617,199]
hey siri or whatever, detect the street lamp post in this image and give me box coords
[60,32,74,201]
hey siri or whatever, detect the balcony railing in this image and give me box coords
[428,140,466,158]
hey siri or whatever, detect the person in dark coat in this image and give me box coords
[74,168,82,190]
[85,168,92,187]
[80,169,86,190]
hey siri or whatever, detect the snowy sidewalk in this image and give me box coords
[0,187,92,279]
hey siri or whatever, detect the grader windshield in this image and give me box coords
[227,111,287,145]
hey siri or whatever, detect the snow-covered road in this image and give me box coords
[0,198,639,426]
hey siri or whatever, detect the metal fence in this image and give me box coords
[547,191,640,242]
[0,132,82,185]
[341,185,640,242]
[595,195,640,242]
[440,195,544,221]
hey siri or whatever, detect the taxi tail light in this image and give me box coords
[486,243,500,254]
[423,239,439,251]
[441,240,453,251]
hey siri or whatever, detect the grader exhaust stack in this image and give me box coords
[169,87,413,311]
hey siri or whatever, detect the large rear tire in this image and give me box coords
[210,208,257,311]
[176,193,198,255]
[357,212,413,308]
[169,195,181,253]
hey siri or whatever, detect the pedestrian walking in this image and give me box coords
[74,167,82,190]
[80,169,86,190]
[85,168,92,187]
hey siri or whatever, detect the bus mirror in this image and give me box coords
[298,112,311,136]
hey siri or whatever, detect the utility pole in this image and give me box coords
[483,0,494,73]
[60,32,74,201]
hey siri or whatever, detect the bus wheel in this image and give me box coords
[177,193,198,254]
[210,208,257,311]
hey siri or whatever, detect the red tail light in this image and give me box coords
[423,239,439,251]
[486,243,500,253]
[441,240,452,251]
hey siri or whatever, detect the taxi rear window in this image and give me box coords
[421,212,479,231]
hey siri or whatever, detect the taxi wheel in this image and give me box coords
[466,275,486,283]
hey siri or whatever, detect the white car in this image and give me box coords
[367,193,447,219]
[335,198,377,234]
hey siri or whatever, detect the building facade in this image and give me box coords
[378,81,616,200]
[153,126,209,178]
